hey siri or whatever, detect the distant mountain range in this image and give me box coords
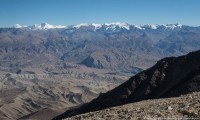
[0,22,200,74]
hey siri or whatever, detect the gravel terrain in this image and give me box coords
[66,92,200,120]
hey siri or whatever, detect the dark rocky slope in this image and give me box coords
[53,50,200,119]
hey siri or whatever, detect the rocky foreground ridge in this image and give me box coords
[54,50,200,119]
[65,92,200,120]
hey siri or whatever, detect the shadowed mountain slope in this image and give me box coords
[53,50,200,119]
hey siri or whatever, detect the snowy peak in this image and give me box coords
[73,23,91,29]
[40,23,54,29]
[136,23,182,30]
[139,24,159,29]
[72,23,102,30]
[103,22,130,30]
[13,24,23,28]
[161,23,182,29]
[13,24,27,28]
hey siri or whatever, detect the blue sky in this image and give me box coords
[0,0,200,27]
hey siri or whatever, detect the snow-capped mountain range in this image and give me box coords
[12,22,184,30]
[1,21,200,75]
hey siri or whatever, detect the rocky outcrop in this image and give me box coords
[54,50,200,119]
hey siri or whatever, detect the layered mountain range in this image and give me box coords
[1,22,200,75]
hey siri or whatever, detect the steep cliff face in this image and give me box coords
[54,50,200,119]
